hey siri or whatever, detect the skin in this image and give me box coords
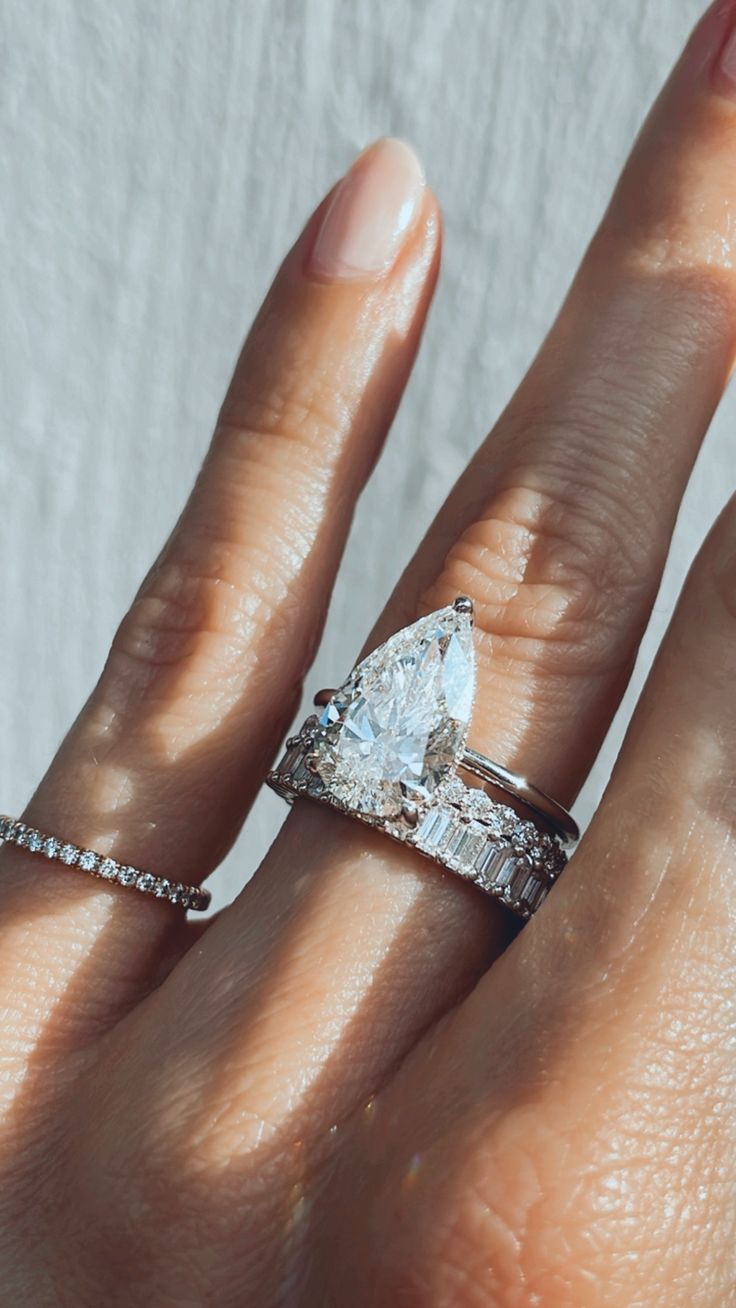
[2,4,736,1304]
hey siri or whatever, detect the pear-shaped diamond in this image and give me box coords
[315,602,475,818]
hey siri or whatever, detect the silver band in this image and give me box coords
[459,748,578,845]
[269,728,566,919]
[0,816,210,912]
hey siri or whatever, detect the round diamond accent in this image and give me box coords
[60,844,79,866]
[463,788,491,818]
[99,858,118,880]
[78,850,99,872]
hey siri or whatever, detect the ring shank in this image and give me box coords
[460,749,578,845]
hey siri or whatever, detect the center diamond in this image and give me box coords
[315,603,475,818]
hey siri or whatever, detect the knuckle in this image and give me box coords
[106,556,250,690]
[100,549,304,730]
[213,419,332,559]
[219,355,350,462]
[425,472,650,679]
[97,388,351,713]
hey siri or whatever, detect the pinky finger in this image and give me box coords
[550,492,736,953]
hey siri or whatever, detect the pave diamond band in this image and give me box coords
[267,598,575,920]
[268,729,566,918]
[0,816,210,912]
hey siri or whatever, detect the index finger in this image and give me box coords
[0,139,440,1046]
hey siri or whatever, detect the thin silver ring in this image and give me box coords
[459,748,578,845]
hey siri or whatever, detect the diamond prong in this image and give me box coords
[452,595,474,617]
[401,800,419,828]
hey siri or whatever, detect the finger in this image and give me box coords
[0,139,440,1047]
[132,0,736,1199]
[544,490,736,960]
[322,499,736,1307]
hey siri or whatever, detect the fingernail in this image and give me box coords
[309,138,425,282]
[718,20,736,94]
[681,2,736,91]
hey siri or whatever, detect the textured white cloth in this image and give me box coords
[1,0,730,907]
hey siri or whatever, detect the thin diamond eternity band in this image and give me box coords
[267,597,578,920]
[0,817,210,911]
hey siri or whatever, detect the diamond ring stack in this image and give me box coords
[268,597,577,919]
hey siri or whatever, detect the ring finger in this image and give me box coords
[135,0,736,1208]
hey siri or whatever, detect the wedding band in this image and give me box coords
[268,597,576,920]
[0,816,210,912]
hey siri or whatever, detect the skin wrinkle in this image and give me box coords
[115,545,298,669]
[223,379,355,456]
[446,509,634,640]
[314,670,736,1301]
[620,190,736,274]
[201,449,331,550]
[361,1023,729,1305]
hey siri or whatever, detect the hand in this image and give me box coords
[3,6,736,1304]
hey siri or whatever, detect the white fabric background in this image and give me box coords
[1,0,731,908]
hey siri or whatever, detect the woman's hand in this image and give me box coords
[3,6,736,1304]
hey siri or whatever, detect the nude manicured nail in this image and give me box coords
[309,138,425,281]
[718,22,736,92]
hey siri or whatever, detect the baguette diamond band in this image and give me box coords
[268,598,576,920]
[269,732,565,917]
[0,816,210,912]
